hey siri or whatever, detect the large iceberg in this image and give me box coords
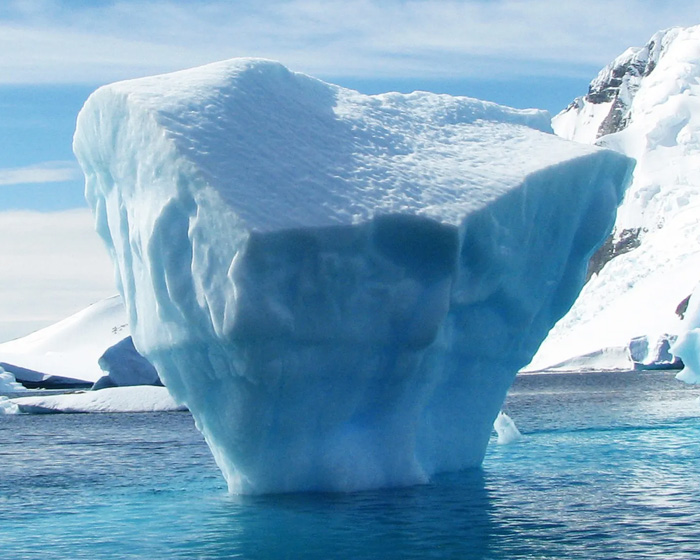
[73,58,633,494]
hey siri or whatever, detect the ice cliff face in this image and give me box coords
[531,25,700,371]
[73,58,632,493]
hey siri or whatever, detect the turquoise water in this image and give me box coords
[1,370,699,559]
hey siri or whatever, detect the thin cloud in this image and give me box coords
[0,161,81,186]
[1,1,699,85]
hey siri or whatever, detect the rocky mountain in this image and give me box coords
[530,25,700,371]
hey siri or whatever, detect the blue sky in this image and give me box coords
[1,0,699,341]
[2,0,700,213]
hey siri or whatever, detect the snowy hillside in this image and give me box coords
[530,25,700,371]
[74,58,632,493]
[0,295,128,384]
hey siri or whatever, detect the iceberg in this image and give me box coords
[73,58,633,494]
[0,365,25,393]
[672,284,700,384]
[93,336,161,390]
[493,412,522,445]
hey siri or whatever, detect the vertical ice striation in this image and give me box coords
[73,59,633,493]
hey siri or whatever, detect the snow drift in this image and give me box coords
[0,295,129,386]
[531,25,700,371]
[73,58,633,494]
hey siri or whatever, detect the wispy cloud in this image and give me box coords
[1,0,699,85]
[0,161,80,186]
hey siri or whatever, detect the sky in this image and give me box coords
[1,0,699,342]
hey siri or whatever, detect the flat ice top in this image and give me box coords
[81,58,601,231]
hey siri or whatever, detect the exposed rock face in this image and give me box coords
[586,227,642,282]
[587,41,660,137]
[554,30,677,143]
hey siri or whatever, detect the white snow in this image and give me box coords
[552,99,614,145]
[532,25,700,372]
[74,58,632,494]
[10,386,185,414]
[0,295,128,383]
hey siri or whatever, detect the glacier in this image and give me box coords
[73,58,633,494]
[531,25,700,372]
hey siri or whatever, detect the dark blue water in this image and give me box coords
[1,370,699,559]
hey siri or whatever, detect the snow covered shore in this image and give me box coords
[531,25,700,372]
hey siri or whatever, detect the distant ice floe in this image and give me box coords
[9,386,186,414]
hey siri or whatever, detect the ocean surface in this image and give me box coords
[1,370,699,559]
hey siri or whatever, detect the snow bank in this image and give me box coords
[0,295,128,384]
[74,58,632,494]
[533,25,700,371]
[528,346,634,373]
[10,386,185,414]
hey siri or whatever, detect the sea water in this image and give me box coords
[1,370,698,559]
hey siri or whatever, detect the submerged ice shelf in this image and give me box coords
[73,58,633,494]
